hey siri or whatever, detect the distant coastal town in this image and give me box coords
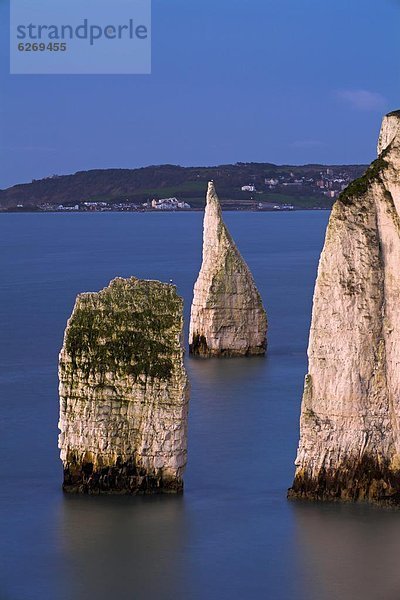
[38,197,193,213]
[0,163,366,212]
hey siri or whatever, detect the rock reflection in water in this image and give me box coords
[292,502,400,600]
[59,495,188,600]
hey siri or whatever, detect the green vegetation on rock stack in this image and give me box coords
[65,277,182,380]
[339,150,389,205]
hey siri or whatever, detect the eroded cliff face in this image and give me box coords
[289,110,400,504]
[189,181,267,357]
[58,277,189,494]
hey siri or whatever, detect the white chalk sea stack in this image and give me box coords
[289,110,400,505]
[189,181,267,357]
[58,277,189,494]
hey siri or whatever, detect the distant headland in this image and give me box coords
[0,162,367,212]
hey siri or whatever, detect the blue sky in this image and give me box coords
[1,0,400,189]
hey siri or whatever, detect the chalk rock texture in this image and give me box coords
[189,181,267,356]
[58,277,189,494]
[289,110,400,504]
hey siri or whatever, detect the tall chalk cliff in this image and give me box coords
[289,110,400,504]
[58,277,189,494]
[189,181,267,356]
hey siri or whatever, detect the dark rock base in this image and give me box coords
[62,457,183,495]
[189,334,266,357]
[288,455,400,506]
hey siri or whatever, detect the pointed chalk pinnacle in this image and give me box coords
[189,182,267,357]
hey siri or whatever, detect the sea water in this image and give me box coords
[2,211,399,600]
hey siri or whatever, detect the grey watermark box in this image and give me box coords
[10,0,151,75]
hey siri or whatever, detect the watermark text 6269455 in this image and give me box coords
[10,0,151,75]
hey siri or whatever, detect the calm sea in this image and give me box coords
[2,212,400,600]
